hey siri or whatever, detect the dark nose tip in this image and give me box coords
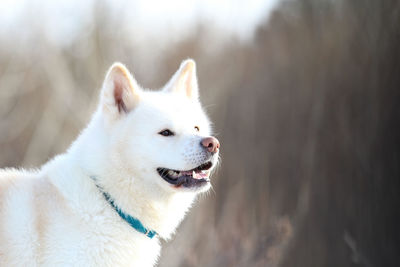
[201,136,220,153]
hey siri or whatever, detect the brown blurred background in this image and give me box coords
[1,0,399,266]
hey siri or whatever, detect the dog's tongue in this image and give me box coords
[194,171,209,179]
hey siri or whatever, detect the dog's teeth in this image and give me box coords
[167,170,181,179]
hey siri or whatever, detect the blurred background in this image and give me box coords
[1,0,399,266]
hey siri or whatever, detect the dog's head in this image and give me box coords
[98,60,219,194]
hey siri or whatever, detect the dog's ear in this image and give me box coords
[101,63,140,117]
[164,59,199,100]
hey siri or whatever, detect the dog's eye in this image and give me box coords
[194,126,200,132]
[159,129,175,137]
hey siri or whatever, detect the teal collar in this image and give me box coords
[91,176,157,239]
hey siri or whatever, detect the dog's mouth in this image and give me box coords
[157,161,212,188]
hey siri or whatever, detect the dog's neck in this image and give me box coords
[62,113,196,239]
[87,166,196,239]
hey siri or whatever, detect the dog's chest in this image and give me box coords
[43,218,161,266]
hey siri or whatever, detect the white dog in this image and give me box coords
[0,59,220,266]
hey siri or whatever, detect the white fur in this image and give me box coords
[0,59,219,266]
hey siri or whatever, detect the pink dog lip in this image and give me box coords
[157,161,212,188]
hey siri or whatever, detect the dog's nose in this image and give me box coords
[201,136,220,153]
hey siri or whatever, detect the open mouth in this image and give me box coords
[157,161,212,188]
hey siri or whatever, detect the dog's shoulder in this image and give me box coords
[0,168,40,199]
[0,168,25,191]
